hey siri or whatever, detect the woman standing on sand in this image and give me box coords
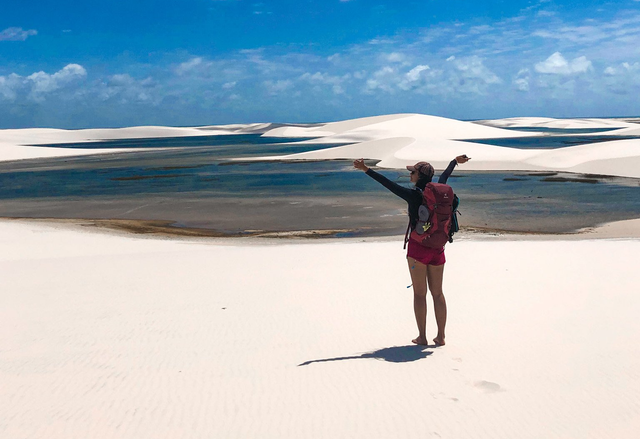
[353,155,470,346]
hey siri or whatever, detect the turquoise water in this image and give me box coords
[465,134,640,149]
[1,133,639,234]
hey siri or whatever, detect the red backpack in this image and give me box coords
[405,182,456,249]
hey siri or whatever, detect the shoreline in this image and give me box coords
[3,216,639,242]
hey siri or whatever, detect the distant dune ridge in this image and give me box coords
[257,113,640,178]
[1,113,639,178]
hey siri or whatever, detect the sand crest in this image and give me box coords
[3,114,640,178]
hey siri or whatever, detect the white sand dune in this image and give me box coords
[257,114,640,178]
[0,140,134,162]
[2,114,640,178]
[264,113,540,141]
[2,219,639,438]
[479,116,637,130]
[0,123,271,163]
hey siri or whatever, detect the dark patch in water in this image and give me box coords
[542,177,599,184]
[111,174,183,181]
[147,165,207,171]
[581,173,615,179]
[529,172,558,177]
[218,161,253,166]
[503,177,529,181]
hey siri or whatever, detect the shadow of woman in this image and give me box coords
[298,345,433,366]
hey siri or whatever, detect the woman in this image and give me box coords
[353,155,470,346]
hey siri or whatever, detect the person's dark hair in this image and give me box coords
[416,175,432,189]
[407,161,434,189]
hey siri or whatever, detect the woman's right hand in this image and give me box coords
[353,159,369,172]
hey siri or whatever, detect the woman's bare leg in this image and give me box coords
[407,256,428,345]
[426,263,447,346]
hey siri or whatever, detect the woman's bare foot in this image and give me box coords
[412,336,428,345]
[433,336,445,346]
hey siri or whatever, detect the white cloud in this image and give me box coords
[0,73,22,100]
[454,56,502,84]
[602,61,640,94]
[385,52,406,63]
[300,72,351,95]
[533,25,609,44]
[263,79,293,95]
[405,65,430,82]
[604,61,640,76]
[469,25,493,34]
[27,64,87,100]
[95,73,157,104]
[396,65,434,92]
[0,27,37,41]
[176,57,214,75]
[535,52,592,74]
[365,66,398,93]
[513,68,531,91]
[0,64,88,104]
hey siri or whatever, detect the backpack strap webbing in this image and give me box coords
[403,220,411,249]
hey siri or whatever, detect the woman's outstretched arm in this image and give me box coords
[353,159,416,203]
[438,155,470,184]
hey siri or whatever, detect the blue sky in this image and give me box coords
[1,0,640,128]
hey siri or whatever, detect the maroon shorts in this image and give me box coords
[407,239,446,266]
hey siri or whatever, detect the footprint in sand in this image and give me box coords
[474,380,502,393]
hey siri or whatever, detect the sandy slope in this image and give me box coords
[478,116,636,129]
[0,124,270,162]
[263,113,540,140]
[1,219,639,439]
[2,114,640,178]
[256,114,640,178]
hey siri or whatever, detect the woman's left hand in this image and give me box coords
[353,159,369,172]
[456,154,470,164]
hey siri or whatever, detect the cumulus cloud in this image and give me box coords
[513,68,531,91]
[0,73,22,100]
[0,64,88,105]
[603,61,640,76]
[300,72,349,94]
[364,56,501,96]
[535,52,592,75]
[0,27,37,41]
[27,64,87,100]
[602,61,640,94]
[95,74,158,104]
[176,57,215,76]
[398,65,432,91]
[444,56,502,94]
[451,56,501,83]
[385,52,406,63]
[263,79,293,95]
[405,65,430,82]
[365,66,398,93]
[533,26,609,44]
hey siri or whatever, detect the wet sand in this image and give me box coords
[3,196,640,240]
